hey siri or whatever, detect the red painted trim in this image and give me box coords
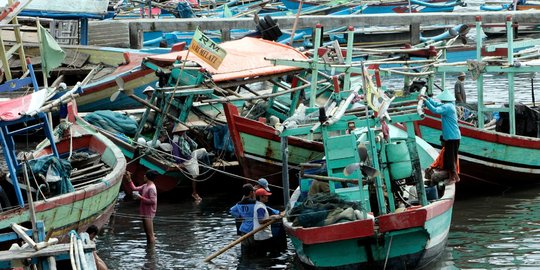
[418,114,540,149]
[378,199,453,233]
[234,116,325,151]
[481,47,508,57]
[286,219,375,244]
[223,103,245,159]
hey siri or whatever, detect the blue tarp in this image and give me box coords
[84,110,138,136]
[28,156,74,196]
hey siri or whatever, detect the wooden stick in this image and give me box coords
[203,217,282,262]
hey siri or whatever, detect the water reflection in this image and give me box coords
[429,186,540,269]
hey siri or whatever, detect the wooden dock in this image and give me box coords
[90,10,540,48]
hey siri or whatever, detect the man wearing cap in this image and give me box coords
[252,188,282,255]
[125,170,158,244]
[254,178,270,193]
[419,90,461,183]
[454,72,467,105]
[171,123,210,201]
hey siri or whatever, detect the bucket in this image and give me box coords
[386,141,413,180]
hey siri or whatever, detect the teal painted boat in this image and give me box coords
[261,25,456,269]
[418,17,540,188]
[0,97,126,242]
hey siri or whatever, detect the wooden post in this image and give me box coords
[281,136,290,206]
[220,29,231,42]
[410,23,420,45]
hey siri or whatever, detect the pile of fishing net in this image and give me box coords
[288,192,364,228]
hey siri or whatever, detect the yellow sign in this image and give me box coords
[189,28,227,69]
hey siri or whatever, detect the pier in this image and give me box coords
[90,10,540,48]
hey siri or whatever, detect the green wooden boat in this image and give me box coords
[267,25,456,269]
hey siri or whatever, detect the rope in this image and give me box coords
[383,235,393,270]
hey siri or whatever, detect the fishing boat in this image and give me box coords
[279,0,465,13]
[15,44,173,112]
[416,17,540,188]
[0,68,126,244]
[480,0,540,37]
[82,37,310,193]
[223,27,470,187]
[273,25,454,269]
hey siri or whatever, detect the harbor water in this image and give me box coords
[96,184,540,270]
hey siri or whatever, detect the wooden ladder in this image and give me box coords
[0,0,32,81]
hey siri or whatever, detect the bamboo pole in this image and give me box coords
[203,217,281,262]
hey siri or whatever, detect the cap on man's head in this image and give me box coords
[257,178,270,192]
[255,188,272,197]
[242,184,254,196]
[458,72,466,77]
[145,170,159,181]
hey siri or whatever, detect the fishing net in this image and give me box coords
[288,192,362,228]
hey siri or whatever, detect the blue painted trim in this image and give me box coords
[80,18,88,45]
[18,11,106,19]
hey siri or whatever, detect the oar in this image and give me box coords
[203,216,282,262]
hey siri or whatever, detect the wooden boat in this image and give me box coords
[16,45,173,112]
[272,26,454,268]
[417,18,540,189]
[83,37,310,193]
[0,75,126,244]
[480,1,540,37]
[279,0,465,13]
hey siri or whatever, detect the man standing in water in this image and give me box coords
[125,170,158,244]
[420,90,461,183]
[454,72,467,105]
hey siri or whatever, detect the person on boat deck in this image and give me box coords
[454,72,467,105]
[419,90,462,183]
[86,225,108,270]
[171,123,210,202]
[125,170,158,244]
[230,184,257,236]
[253,188,282,255]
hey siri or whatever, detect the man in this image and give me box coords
[125,170,158,244]
[86,225,108,270]
[252,188,282,256]
[420,90,461,183]
[254,178,270,192]
[171,123,210,202]
[230,184,256,235]
[454,72,467,105]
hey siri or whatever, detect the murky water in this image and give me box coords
[96,185,540,270]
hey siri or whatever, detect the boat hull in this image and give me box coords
[416,114,540,188]
[287,186,454,269]
[224,103,325,187]
[0,112,126,242]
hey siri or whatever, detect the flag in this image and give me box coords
[189,28,227,70]
[38,24,65,77]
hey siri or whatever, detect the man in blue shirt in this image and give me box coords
[420,90,461,183]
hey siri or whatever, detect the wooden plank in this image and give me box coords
[0,243,95,261]
[70,162,105,177]
[70,167,111,182]
[63,50,90,68]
